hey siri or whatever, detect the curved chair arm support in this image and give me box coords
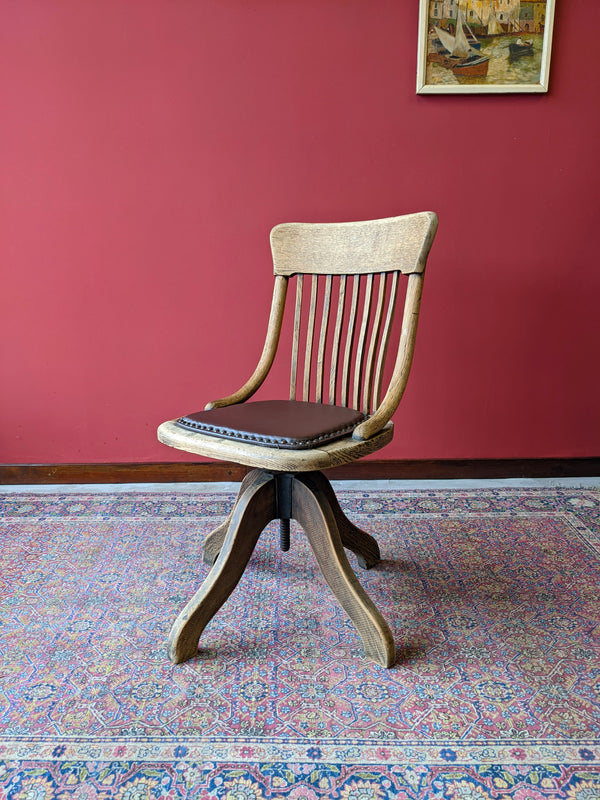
[205,275,288,410]
[352,273,424,441]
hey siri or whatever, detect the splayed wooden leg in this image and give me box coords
[202,469,261,566]
[292,472,396,668]
[316,476,381,569]
[168,470,275,663]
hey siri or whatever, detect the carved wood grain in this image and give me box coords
[290,274,304,401]
[302,275,319,401]
[341,275,360,407]
[373,271,399,409]
[353,273,374,411]
[200,468,381,570]
[293,472,396,668]
[167,470,274,664]
[270,212,439,276]
[315,274,332,403]
[201,469,260,566]
[157,419,393,472]
[329,275,347,405]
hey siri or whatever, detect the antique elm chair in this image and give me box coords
[157,212,438,668]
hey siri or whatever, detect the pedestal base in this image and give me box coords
[167,469,396,668]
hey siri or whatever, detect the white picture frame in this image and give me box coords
[416,0,556,94]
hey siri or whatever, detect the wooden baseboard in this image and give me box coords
[1,459,599,485]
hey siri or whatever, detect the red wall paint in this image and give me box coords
[1,0,599,464]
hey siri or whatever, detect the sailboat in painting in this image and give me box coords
[486,4,504,36]
[429,9,490,76]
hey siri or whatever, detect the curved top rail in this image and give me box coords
[270,212,438,277]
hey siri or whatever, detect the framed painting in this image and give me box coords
[416,0,556,93]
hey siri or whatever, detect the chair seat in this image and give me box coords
[157,405,394,471]
[176,400,365,450]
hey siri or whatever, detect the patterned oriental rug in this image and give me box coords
[1,486,600,799]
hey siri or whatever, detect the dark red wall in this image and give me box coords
[1,0,599,464]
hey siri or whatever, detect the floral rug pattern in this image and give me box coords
[1,486,599,798]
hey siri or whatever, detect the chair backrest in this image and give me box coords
[207,212,438,441]
[270,213,437,277]
[270,213,437,438]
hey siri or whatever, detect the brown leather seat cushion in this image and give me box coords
[176,400,364,450]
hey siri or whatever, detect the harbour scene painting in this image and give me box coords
[417,0,555,93]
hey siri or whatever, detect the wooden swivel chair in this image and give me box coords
[158,212,438,668]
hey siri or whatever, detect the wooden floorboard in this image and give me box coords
[1,459,599,484]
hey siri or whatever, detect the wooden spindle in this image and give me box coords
[362,273,387,414]
[341,275,361,407]
[352,273,374,411]
[290,274,304,400]
[329,275,347,405]
[373,271,399,409]
[315,275,332,403]
[302,275,319,401]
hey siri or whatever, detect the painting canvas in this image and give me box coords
[416,0,556,93]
